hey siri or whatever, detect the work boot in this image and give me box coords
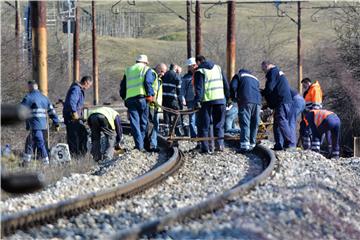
[215,145,224,152]
[21,153,32,167]
[41,157,50,165]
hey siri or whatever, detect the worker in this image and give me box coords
[225,102,240,134]
[21,80,60,165]
[261,61,294,151]
[162,63,183,136]
[301,77,323,111]
[119,54,155,151]
[301,78,324,147]
[147,63,168,152]
[87,107,123,162]
[301,109,341,159]
[194,55,230,153]
[230,69,261,153]
[181,57,198,138]
[289,89,305,146]
[63,76,93,157]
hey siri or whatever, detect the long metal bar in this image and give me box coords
[226,0,236,82]
[186,0,191,58]
[30,1,48,96]
[92,1,99,105]
[297,1,303,93]
[355,137,360,157]
[195,0,201,56]
[73,4,80,82]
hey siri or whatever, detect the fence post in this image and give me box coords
[354,137,360,157]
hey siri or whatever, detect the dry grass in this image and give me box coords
[1,1,358,193]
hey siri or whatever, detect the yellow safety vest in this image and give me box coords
[197,65,225,102]
[125,63,149,100]
[88,107,119,130]
[150,70,163,111]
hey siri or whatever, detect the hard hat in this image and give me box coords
[136,54,149,64]
[186,57,196,66]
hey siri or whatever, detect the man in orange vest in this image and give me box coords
[301,78,323,110]
[302,109,341,159]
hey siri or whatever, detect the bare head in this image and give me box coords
[261,61,275,74]
[301,77,312,91]
[27,80,38,92]
[155,63,168,78]
[195,55,206,66]
[175,65,182,74]
[80,76,93,90]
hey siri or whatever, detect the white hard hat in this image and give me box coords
[186,57,196,66]
[136,54,149,64]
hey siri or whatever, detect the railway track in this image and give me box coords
[2,122,276,238]
[1,135,184,236]
[114,144,277,240]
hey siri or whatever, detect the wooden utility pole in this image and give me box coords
[226,0,236,82]
[15,0,21,71]
[15,1,21,48]
[186,0,191,59]
[195,0,202,56]
[30,1,48,96]
[92,1,99,105]
[73,5,80,82]
[297,1,303,93]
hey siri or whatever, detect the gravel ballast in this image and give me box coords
[157,143,360,240]
[6,141,260,239]
[1,135,159,215]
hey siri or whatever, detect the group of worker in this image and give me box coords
[21,77,124,164]
[20,54,341,165]
[118,55,341,158]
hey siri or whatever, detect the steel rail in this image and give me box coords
[1,135,184,236]
[114,144,277,240]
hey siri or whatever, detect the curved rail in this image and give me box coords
[114,144,277,240]
[1,136,184,236]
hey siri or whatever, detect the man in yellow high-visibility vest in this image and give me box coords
[87,107,123,162]
[147,63,167,152]
[194,55,230,154]
[119,55,155,151]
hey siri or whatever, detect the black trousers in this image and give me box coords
[65,121,88,157]
[88,114,115,161]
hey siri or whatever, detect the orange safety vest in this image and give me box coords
[311,109,333,127]
[304,81,323,109]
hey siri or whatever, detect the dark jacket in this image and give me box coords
[63,83,85,124]
[230,69,261,107]
[119,68,155,101]
[194,60,229,105]
[162,70,182,108]
[181,71,195,103]
[21,90,59,130]
[263,66,292,109]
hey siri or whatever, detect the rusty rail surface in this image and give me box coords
[114,144,277,240]
[1,134,184,236]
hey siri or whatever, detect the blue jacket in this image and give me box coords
[119,68,155,101]
[63,83,85,124]
[194,60,229,105]
[230,69,261,107]
[162,70,182,108]
[181,71,195,103]
[263,66,292,109]
[21,90,59,130]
